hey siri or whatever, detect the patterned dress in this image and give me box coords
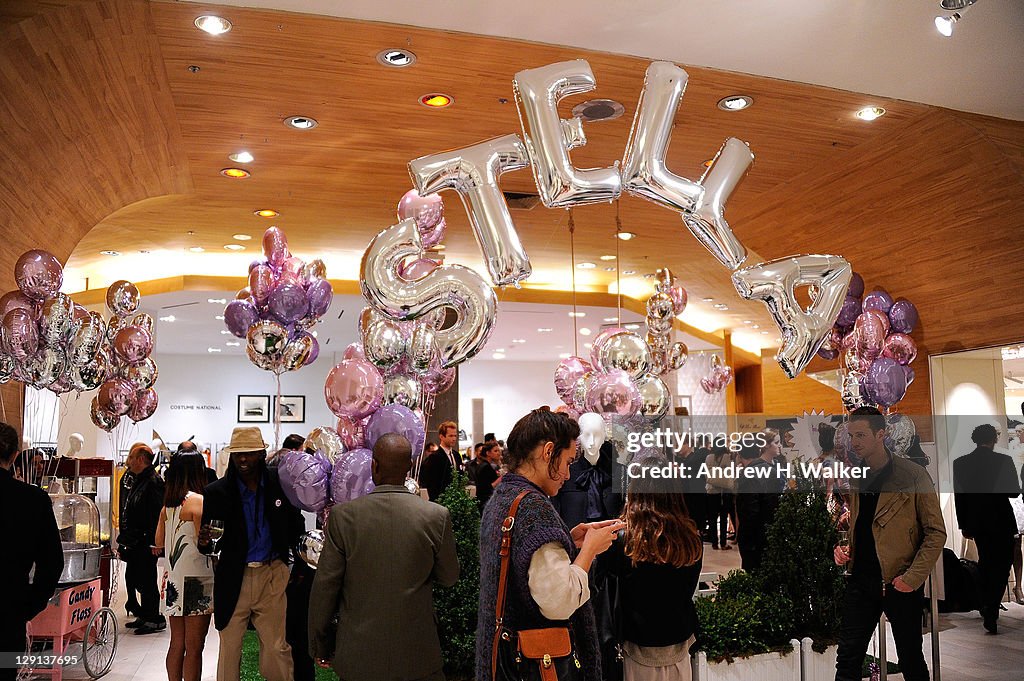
[161,494,215,616]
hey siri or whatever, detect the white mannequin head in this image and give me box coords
[68,433,85,455]
[577,413,606,465]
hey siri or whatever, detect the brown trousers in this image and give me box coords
[217,561,294,681]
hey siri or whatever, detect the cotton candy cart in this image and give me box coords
[23,579,118,680]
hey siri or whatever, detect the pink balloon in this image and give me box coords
[98,378,135,416]
[881,333,918,366]
[2,308,39,359]
[236,287,253,302]
[129,389,159,423]
[249,263,276,306]
[15,250,63,301]
[400,258,440,280]
[343,342,366,361]
[0,290,36,319]
[114,326,153,365]
[324,358,384,420]
[422,365,456,396]
[282,256,305,282]
[854,313,885,360]
[336,415,367,450]
[554,356,593,403]
[585,369,641,417]
[397,189,446,248]
[866,309,890,336]
[262,226,290,267]
[668,284,687,315]
[588,328,626,369]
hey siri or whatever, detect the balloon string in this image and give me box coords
[569,210,578,357]
[615,200,623,325]
[273,373,283,450]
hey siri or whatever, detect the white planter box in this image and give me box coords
[692,639,801,681]
[800,637,838,681]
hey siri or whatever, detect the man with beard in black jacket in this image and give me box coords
[117,442,166,634]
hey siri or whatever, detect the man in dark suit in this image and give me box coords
[419,420,461,501]
[0,422,63,681]
[117,442,166,634]
[954,423,1022,633]
[309,433,459,681]
[199,427,305,681]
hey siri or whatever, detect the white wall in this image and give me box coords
[457,360,561,444]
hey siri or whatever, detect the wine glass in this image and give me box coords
[837,530,851,576]
[208,520,225,555]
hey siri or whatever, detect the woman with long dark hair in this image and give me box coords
[603,463,704,680]
[154,452,214,681]
[477,408,624,681]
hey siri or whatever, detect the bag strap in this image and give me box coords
[491,489,531,679]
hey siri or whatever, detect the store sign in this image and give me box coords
[169,403,223,411]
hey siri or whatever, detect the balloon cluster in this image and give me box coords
[645,268,689,376]
[819,273,919,409]
[700,354,734,394]
[224,227,333,374]
[0,250,159,429]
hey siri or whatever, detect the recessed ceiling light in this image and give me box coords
[616,232,636,241]
[579,327,592,336]
[584,342,593,349]
[233,234,252,241]
[226,341,241,347]
[623,270,637,275]
[604,267,616,272]
[703,158,714,168]
[220,330,230,335]
[599,255,616,261]
[207,347,222,353]
[571,98,626,122]
[195,15,232,35]
[752,324,760,329]
[139,249,150,254]
[702,297,714,302]
[158,315,176,323]
[714,304,729,310]
[761,331,770,335]
[624,323,642,330]
[568,312,586,318]
[420,93,453,108]
[100,250,120,256]
[558,352,571,359]
[512,339,526,344]
[743,320,753,324]
[376,48,417,67]
[856,106,886,121]
[431,244,446,251]
[576,262,596,269]
[208,299,227,304]
[189,246,205,253]
[229,151,253,164]
[220,167,250,178]
[215,315,225,321]
[604,317,619,323]
[253,209,278,218]
[717,95,753,111]
[224,244,245,251]
[284,116,318,130]
[492,352,505,360]
[537,327,553,333]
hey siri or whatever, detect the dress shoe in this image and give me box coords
[980,608,998,634]
[1013,586,1024,605]
[135,620,167,635]
[124,618,146,629]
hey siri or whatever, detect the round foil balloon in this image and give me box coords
[297,530,325,569]
[594,331,650,380]
[2,308,39,360]
[114,326,153,365]
[224,300,258,338]
[280,334,315,373]
[90,397,120,432]
[0,290,35,319]
[862,289,894,314]
[365,404,425,454]
[554,356,592,404]
[397,189,446,249]
[336,415,367,450]
[667,342,689,371]
[881,332,917,366]
[331,448,375,505]
[0,354,13,384]
[324,359,384,419]
[302,259,327,286]
[268,283,309,324]
[362,317,407,370]
[305,426,345,465]
[262,226,290,267]
[585,369,641,418]
[124,357,159,389]
[129,389,159,423]
[105,280,141,316]
[279,450,331,512]
[888,300,918,335]
[635,374,671,422]
[381,374,422,409]
[884,413,917,458]
[40,293,74,346]
[99,378,136,416]
[73,351,110,391]
[247,319,288,360]
[16,250,63,301]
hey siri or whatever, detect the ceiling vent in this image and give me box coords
[503,191,542,210]
[571,98,625,122]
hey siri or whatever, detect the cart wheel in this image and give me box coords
[83,607,118,678]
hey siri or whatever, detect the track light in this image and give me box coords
[935,0,976,36]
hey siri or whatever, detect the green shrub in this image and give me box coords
[432,472,480,679]
[694,570,795,663]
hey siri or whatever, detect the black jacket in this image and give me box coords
[475,462,499,511]
[0,467,64,622]
[201,466,305,630]
[552,442,622,528]
[735,459,782,551]
[116,466,165,553]
[953,446,1022,538]
[419,447,458,501]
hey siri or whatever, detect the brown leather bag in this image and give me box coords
[491,490,581,681]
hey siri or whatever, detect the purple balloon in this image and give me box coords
[585,369,642,418]
[249,263,276,307]
[279,450,331,512]
[816,346,839,361]
[862,289,894,314]
[904,365,916,388]
[15,250,63,301]
[306,279,333,318]
[888,300,918,335]
[0,290,36,319]
[330,448,375,505]
[324,358,383,419]
[848,272,865,299]
[881,332,917,366]
[554,356,592,404]
[224,299,258,338]
[2,308,39,360]
[837,295,862,328]
[248,259,264,274]
[865,357,908,408]
[268,283,309,324]
[365,404,425,456]
[304,335,320,366]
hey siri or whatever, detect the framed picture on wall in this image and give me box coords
[237,395,271,423]
[274,395,306,423]
[674,395,692,416]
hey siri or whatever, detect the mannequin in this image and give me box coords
[552,412,622,529]
[67,433,87,458]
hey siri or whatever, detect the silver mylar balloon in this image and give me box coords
[360,218,497,368]
[106,314,126,342]
[0,353,12,384]
[409,134,532,287]
[884,414,917,458]
[297,530,325,569]
[733,254,852,379]
[649,351,667,377]
[123,357,158,390]
[646,292,674,323]
[682,137,754,270]
[646,314,673,336]
[404,477,421,495]
[71,312,106,364]
[635,374,671,423]
[594,331,650,381]
[106,280,141,316]
[28,347,68,388]
[280,335,314,373]
[571,373,593,414]
[305,427,345,465]
[362,317,407,371]
[841,373,866,411]
[621,62,704,213]
[302,259,327,286]
[246,320,288,370]
[382,374,422,409]
[668,342,689,371]
[512,60,621,208]
[130,312,155,336]
[73,350,110,391]
[408,323,438,375]
[40,293,75,346]
[654,267,677,292]
[246,344,278,372]
[646,331,670,354]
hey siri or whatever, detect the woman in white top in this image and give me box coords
[154,451,214,681]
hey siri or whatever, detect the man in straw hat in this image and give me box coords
[199,427,305,681]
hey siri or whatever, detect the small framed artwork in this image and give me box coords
[237,395,271,423]
[275,395,306,423]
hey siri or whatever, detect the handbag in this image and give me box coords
[492,490,582,681]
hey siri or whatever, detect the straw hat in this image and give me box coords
[225,427,268,453]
